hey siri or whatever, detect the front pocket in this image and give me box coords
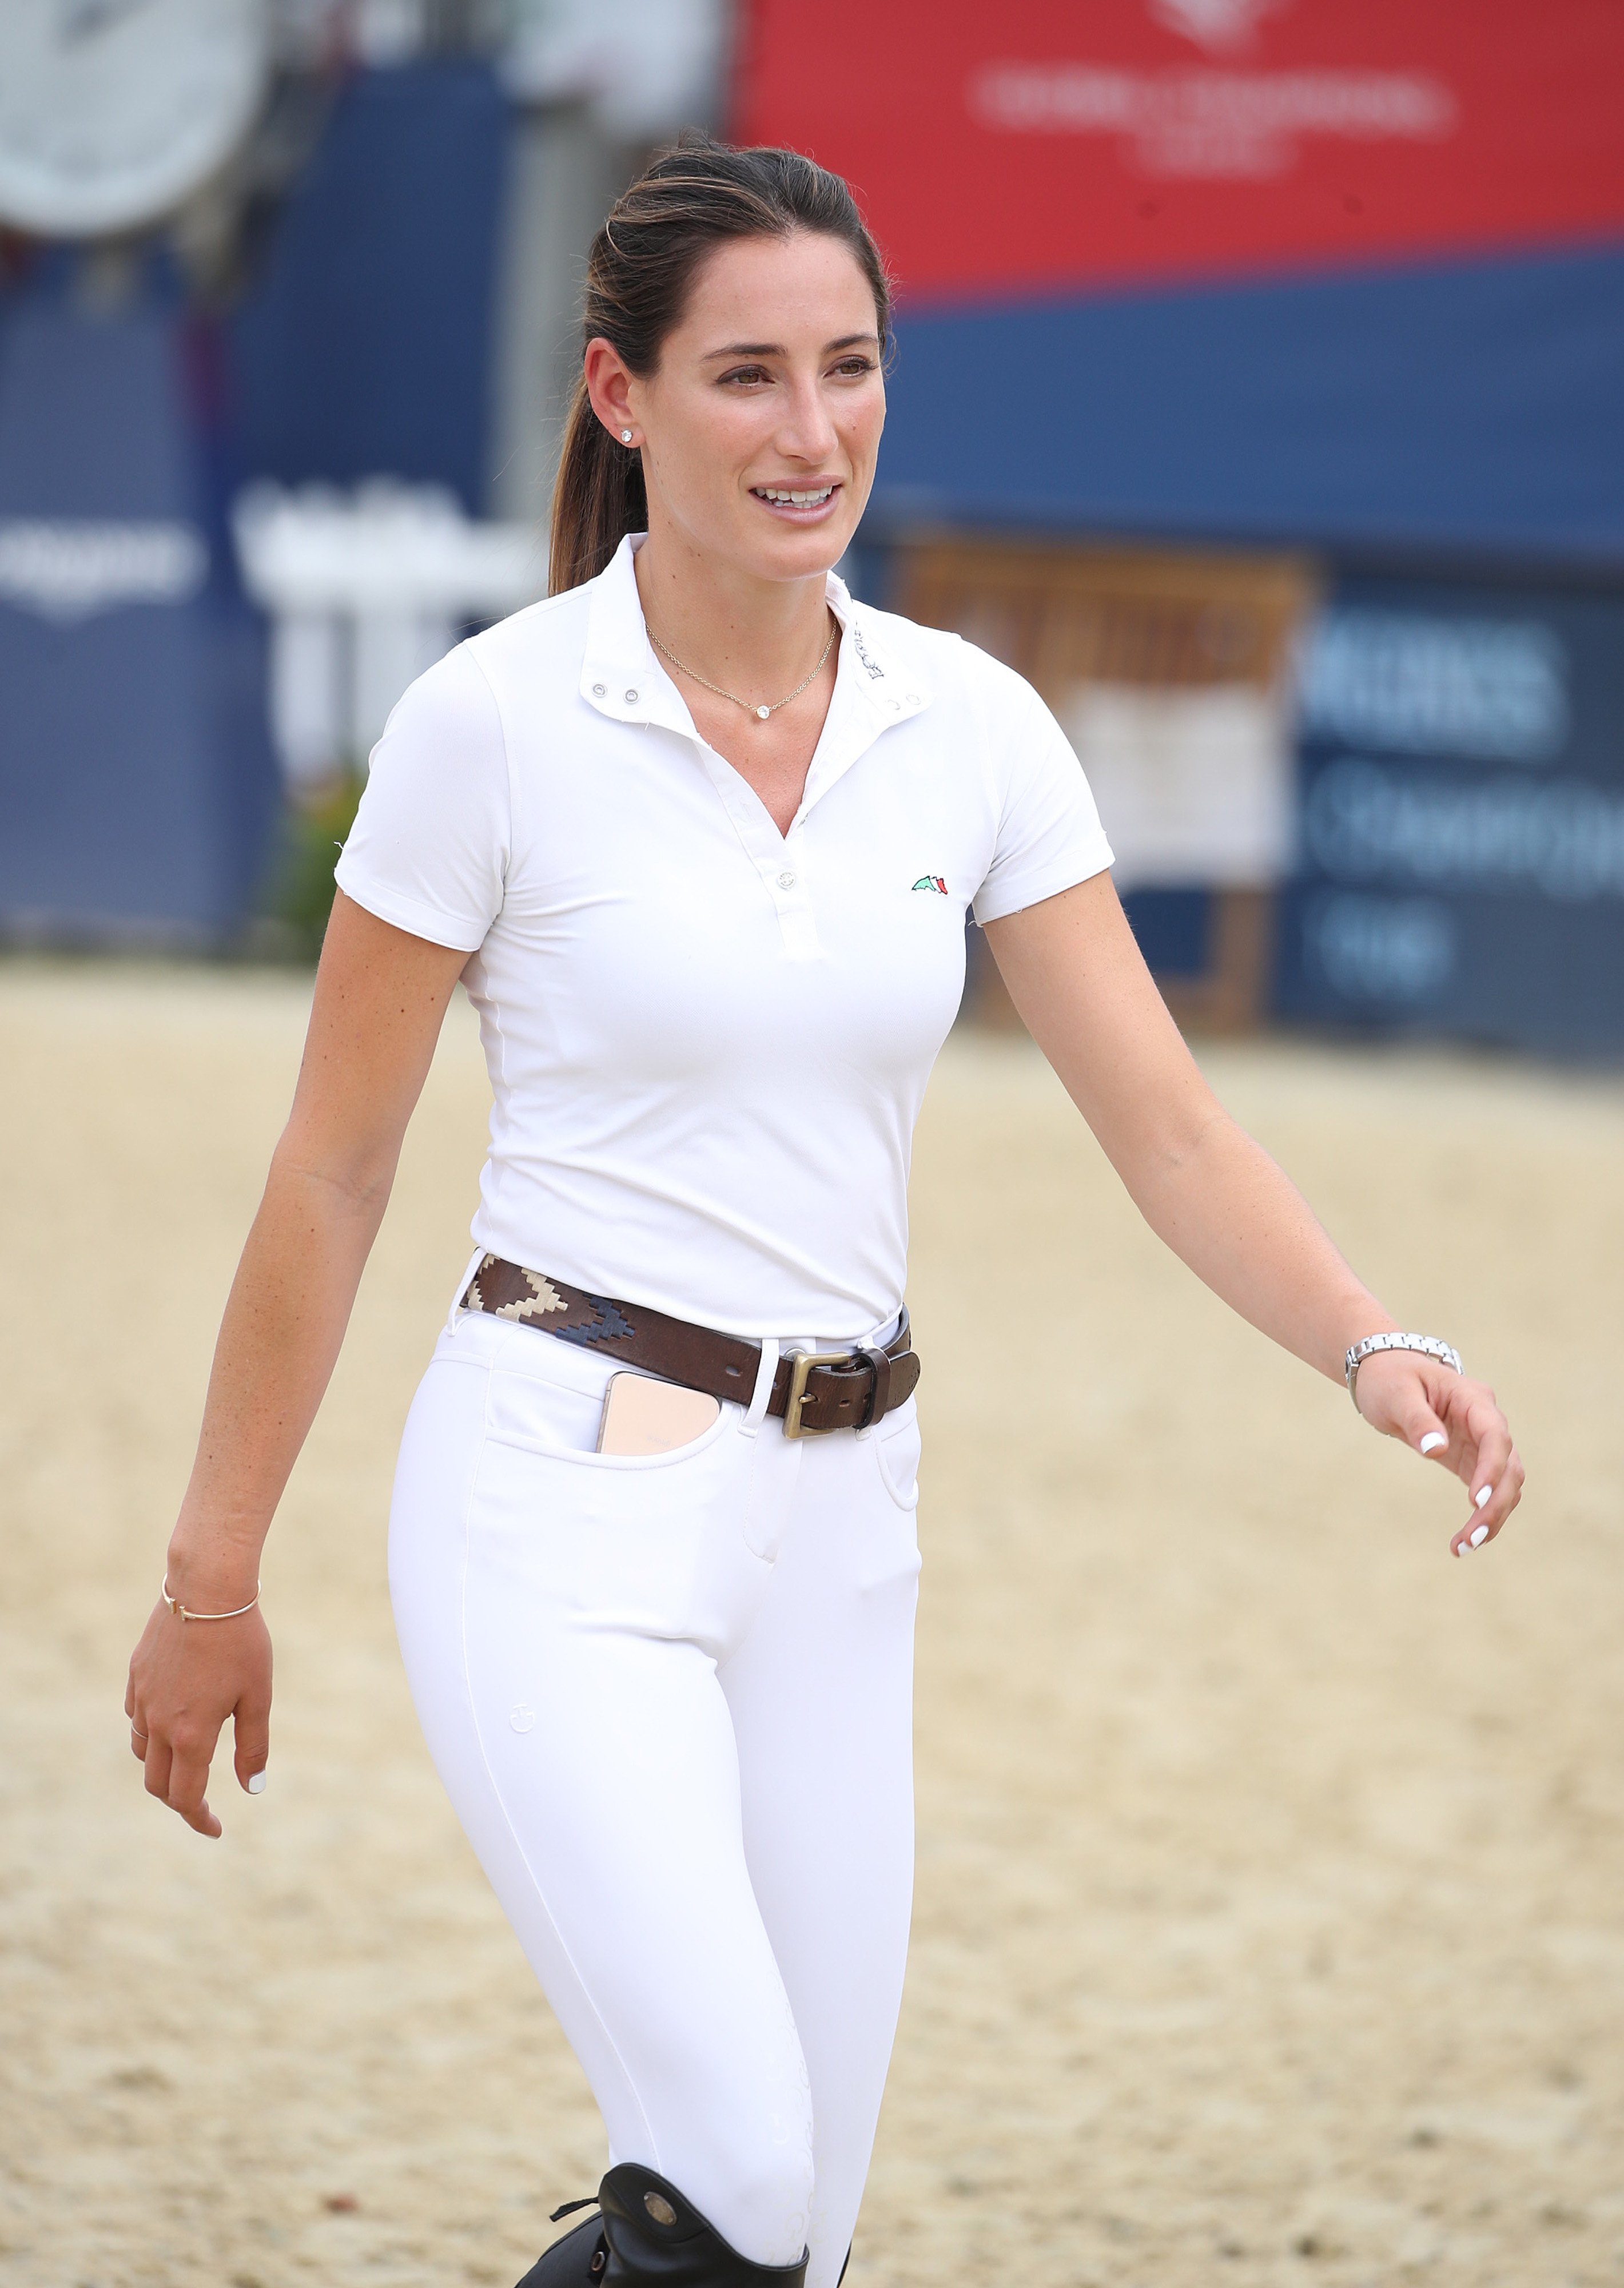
[471,1371,769,1658]
[872,1396,922,1511]
[483,1361,730,1473]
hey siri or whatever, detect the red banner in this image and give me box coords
[735,0,1624,301]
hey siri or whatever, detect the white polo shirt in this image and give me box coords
[336,535,1112,1340]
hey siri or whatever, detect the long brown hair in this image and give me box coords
[548,134,891,597]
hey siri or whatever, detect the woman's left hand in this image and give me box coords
[1352,1350,1525,1557]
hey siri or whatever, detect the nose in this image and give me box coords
[774,372,839,466]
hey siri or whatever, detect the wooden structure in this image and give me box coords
[893,534,1319,1033]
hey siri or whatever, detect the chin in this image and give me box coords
[742,523,858,583]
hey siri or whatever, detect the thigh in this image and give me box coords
[388,1315,815,2264]
[720,1399,924,2287]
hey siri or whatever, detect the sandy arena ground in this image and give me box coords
[2,960,1622,2288]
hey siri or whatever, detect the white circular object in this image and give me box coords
[0,0,269,239]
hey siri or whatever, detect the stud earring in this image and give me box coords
[620,429,634,444]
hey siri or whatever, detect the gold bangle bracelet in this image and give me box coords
[162,1578,261,1622]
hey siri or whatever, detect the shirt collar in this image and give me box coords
[579,533,932,732]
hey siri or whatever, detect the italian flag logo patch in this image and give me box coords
[911,875,948,895]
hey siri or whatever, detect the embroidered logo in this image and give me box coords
[850,623,886,681]
[911,875,948,895]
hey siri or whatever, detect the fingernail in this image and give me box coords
[247,1771,267,1795]
[1419,1432,1447,1456]
[1454,1539,1468,1557]
[1470,1522,1489,1548]
[1475,1484,1492,1509]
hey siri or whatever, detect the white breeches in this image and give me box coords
[388,1305,923,2288]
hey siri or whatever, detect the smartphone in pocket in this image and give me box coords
[598,1372,721,1457]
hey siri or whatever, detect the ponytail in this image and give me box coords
[548,378,649,595]
[547,133,891,596]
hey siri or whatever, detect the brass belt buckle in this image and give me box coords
[783,1348,859,1439]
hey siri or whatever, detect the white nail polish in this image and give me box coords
[1475,1484,1492,1508]
[247,1771,267,1795]
[1419,1432,1447,1456]
[1454,1540,1468,1557]
[1470,1522,1489,1548]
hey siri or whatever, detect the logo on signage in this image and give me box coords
[1149,0,1288,55]
[971,31,1456,181]
[0,521,208,623]
[1298,611,1569,765]
[1304,762,1624,905]
[1308,891,1458,1006]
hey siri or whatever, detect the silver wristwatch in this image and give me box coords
[1345,1332,1463,1409]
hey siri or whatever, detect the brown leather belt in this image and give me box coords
[462,1254,920,1438]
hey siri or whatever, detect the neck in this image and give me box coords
[632,527,835,702]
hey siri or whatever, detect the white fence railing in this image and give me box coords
[234,480,546,792]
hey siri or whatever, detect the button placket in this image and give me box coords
[769,857,821,962]
[762,820,821,962]
[683,742,825,962]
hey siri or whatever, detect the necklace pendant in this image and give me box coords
[755,704,770,720]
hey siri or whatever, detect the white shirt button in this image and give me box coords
[624,689,638,703]
[592,682,606,696]
[907,692,921,704]
[777,870,797,891]
[886,699,900,712]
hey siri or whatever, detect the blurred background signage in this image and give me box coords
[738,1,1624,301]
[743,0,1624,1052]
[0,0,1620,1053]
[1279,577,1624,1054]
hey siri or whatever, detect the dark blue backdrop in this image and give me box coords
[1275,570,1624,1055]
[0,61,510,942]
[875,244,1624,570]
[229,60,510,514]
[0,284,278,939]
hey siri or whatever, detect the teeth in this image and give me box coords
[758,486,835,505]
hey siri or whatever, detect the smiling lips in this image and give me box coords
[752,482,840,516]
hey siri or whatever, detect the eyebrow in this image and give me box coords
[703,333,880,360]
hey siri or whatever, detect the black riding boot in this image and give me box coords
[514,2204,608,2287]
[515,2164,809,2288]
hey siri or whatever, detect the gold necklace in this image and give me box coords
[648,610,838,722]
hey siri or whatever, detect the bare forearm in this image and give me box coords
[166,1153,392,1599]
[1125,1109,1396,1383]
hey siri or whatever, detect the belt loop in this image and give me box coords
[857,1345,891,1432]
[445,1246,487,1336]
[742,1336,779,1437]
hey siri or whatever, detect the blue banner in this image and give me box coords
[1273,571,1624,1054]
[229,62,510,515]
[0,285,278,940]
[874,245,1624,570]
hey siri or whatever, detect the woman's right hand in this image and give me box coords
[118,900,464,1838]
[125,1584,272,1838]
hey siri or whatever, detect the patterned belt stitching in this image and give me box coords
[465,1256,637,1349]
[461,1254,918,1434]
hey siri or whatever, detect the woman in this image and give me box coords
[126,138,1523,2288]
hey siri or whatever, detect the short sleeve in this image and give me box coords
[334,643,509,952]
[970,661,1114,926]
